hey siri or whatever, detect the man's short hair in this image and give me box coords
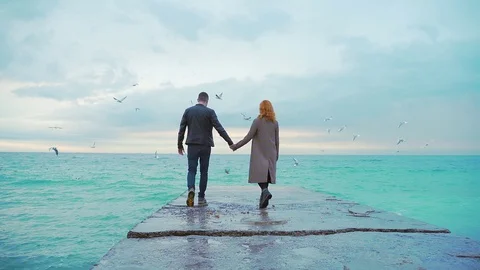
[198,92,209,102]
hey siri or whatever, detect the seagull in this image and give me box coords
[155,151,159,159]
[190,100,194,105]
[324,116,333,122]
[113,96,127,103]
[241,113,251,120]
[49,147,59,156]
[353,134,360,141]
[225,169,230,174]
[48,126,62,129]
[398,121,408,128]
[135,108,140,112]
[293,158,298,166]
[326,128,331,134]
[90,142,95,148]
[338,125,347,132]
[397,138,406,145]
[423,139,434,148]
[132,83,138,87]
[215,93,223,100]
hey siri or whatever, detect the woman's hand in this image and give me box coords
[229,143,236,151]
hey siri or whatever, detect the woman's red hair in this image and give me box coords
[258,100,276,122]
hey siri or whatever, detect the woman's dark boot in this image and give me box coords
[259,189,272,209]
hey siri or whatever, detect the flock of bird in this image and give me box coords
[47,88,254,157]
[287,117,433,167]
[322,117,427,150]
[323,116,362,142]
[48,83,141,156]
[47,87,430,169]
[323,117,409,145]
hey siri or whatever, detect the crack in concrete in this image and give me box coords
[127,228,451,238]
[449,254,480,259]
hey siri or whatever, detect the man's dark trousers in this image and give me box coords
[187,144,211,198]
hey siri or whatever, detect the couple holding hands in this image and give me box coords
[177,92,279,209]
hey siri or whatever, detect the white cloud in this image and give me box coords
[0,0,479,154]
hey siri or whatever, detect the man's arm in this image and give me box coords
[210,110,233,145]
[177,109,188,150]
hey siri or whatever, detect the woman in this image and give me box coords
[230,100,279,209]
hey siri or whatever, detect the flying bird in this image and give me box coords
[423,139,434,148]
[338,125,347,132]
[353,134,360,141]
[48,126,62,129]
[135,108,140,112]
[241,113,251,120]
[225,169,230,174]
[324,116,332,122]
[49,147,59,156]
[397,138,406,145]
[132,83,138,87]
[190,100,194,105]
[398,121,408,128]
[326,128,331,134]
[113,96,127,103]
[215,93,223,100]
[90,142,96,148]
[293,158,298,166]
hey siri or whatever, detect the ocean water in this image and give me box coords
[0,153,479,269]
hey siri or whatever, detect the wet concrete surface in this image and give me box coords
[93,233,480,270]
[127,186,449,238]
[93,185,480,269]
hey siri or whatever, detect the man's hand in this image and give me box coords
[229,144,235,151]
[178,147,185,155]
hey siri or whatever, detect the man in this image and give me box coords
[177,91,234,207]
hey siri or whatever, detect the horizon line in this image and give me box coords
[0,151,479,156]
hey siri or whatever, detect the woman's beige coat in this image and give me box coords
[232,117,279,183]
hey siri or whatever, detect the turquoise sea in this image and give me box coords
[0,153,479,269]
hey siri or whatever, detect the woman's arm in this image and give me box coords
[275,121,279,161]
[232,118,259,151]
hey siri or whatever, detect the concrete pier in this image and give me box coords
[92,186,480,269]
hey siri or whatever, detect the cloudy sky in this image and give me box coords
[0,0,478,155]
